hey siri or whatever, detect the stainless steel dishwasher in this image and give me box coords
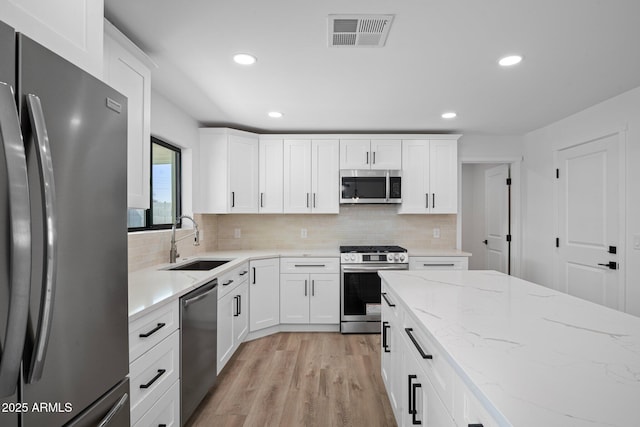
[180,279,218,425]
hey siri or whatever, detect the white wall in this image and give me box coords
[150,89,200,217]
[459,134,523,161]
[522,85,640,316]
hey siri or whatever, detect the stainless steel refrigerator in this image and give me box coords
[1,20,130,427]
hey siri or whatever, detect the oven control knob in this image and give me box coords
[394,254,400,261]
[387,254,393,262]
[350,254,356,261]
[342,254,349,262]
[399,254,406,262]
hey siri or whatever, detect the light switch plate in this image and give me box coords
[433,228,441,239]
[234,228,241,238]
[301,228,308,238]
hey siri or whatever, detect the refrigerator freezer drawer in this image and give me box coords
[129,330,179,424]
[133,379,180,427]
[129,301,179,363]
[65,378,130,427]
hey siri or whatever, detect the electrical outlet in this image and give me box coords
[433,228,441,239]
[301,228,308,238]
[234,228,241,238]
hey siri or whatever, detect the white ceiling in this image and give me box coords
[104,0,640,135]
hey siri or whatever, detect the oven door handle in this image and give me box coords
[342,265,408,272]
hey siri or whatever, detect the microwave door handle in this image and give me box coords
[0,82,32,397]
[25,94,58,384]
[385,171,390,201]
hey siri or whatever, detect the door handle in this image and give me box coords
[482,240,488,245]
[597,261,618,270]
[231,191,235,208]
[25,94,58,384]
[0,82,31,397]
[97,392,129,427]
[304,280,308,296]
[411,382,422,425]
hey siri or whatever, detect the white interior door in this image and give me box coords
[557,134,621,309]
[484,165,510,273]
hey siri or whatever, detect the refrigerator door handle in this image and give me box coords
[25,94,58,383]
[97,392,129,427]
[0,82,32,398]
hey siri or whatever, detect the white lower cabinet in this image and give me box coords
[381,286,402,421]
[133,379,180,427]
[249,257,280,331]
[279,257,340,324]
[129,330,180,425]
[217,274,249,374]
[128,301,180,426]
[280,273,339,324]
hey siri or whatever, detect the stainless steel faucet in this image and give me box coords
[169,215,200,263]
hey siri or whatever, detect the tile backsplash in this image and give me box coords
[128,207,456,271]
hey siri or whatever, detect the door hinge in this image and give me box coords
[556,237,559,248]
[506,178,512,186]
[556,168,559,179]
[506,234,512,242]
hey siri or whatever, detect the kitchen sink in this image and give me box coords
[169,259,230,271]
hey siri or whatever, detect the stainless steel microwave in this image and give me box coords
[340,170,402,204]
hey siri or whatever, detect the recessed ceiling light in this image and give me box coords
[441,112,457,119]
[233,53,257,65]
[268,111,283,118]
[498,55,523,67]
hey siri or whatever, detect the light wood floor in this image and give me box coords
[185,332,397,427]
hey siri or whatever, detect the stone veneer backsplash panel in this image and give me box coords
[128,207,456,271]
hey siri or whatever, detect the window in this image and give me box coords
[128,137,182,230]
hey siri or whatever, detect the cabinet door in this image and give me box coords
[399,140,430,213]
[249,258,280,332]
[309,274,339,324]
[217,291,235,374]
[1,0,103,76]
[104,31,151,210]
[229,134,259,213]
[234,281,249,343]
[259,139,283,213]
[429,140,458,214]
[370,139,401,170]
[280,274,310,323]
[311,140,339,213]
[340,139,371,169]
[402,346,455,427]
[283,140,312,213]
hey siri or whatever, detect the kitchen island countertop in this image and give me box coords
[379,269,640,426]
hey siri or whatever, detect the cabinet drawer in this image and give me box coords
[218,262,250,299]
[133,379,180,427]
[402,316,455,414]
[130,331,180,425]
[280,257,339,274]
[129,301,179,363]
[409,256,468,270]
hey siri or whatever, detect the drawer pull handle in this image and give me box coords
[294,264,326,268]
[407,374,417,416]
[423,263,455,267]
[97,392,128,427]
[468,425,484,427]
[139,323,166,338]
[382,322,391,352]
[252,267,257,284]
[140,369,166,389]
[239,270,248,276]
[223,279,234,286]
[412,382,422,425]
[405,328,432,359]
[381,292,396,307]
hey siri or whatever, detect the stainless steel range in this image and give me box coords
[340,245,408,333]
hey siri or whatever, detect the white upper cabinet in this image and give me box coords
[258,139,284,213]
[283,139,339,214]
[399,139,458,214]
[103,21,152,210]
[340,139,401,170]
[0,0,104,77]
[199,128,259,213]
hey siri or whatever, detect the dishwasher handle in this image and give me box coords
[182,282,217,307]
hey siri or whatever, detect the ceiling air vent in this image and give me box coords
[328,14,394,48]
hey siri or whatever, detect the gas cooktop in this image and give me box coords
[340,245,407,253]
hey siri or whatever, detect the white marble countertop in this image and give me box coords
[379,269,640,427]
[405,248,471,257]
